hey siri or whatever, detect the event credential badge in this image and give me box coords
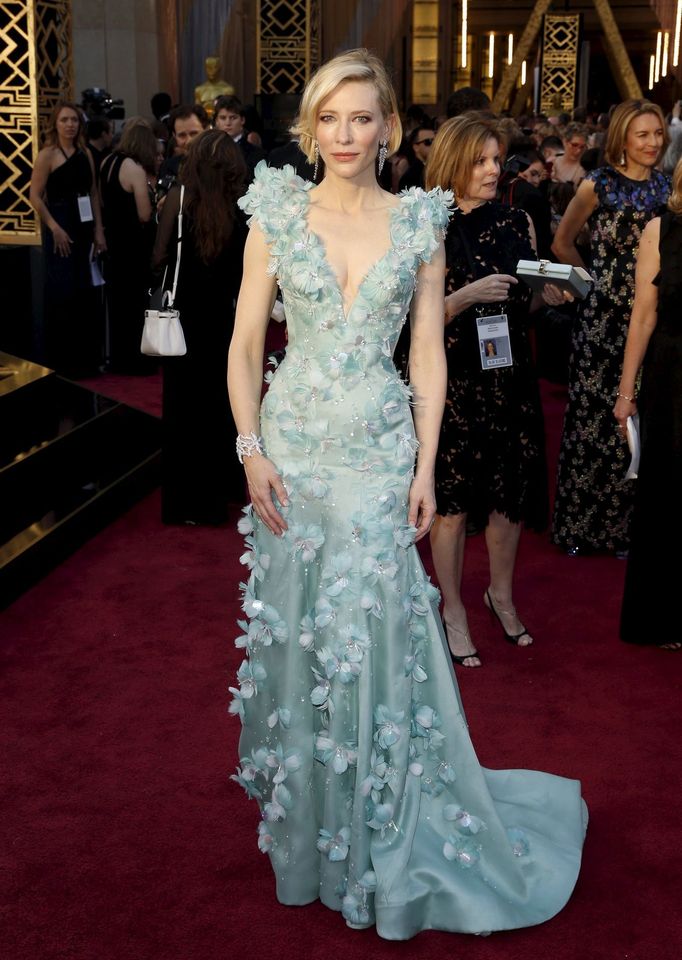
[476,313,513,370]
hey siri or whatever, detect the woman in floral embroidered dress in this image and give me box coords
[551,99,670,555]
[227,48,587,939]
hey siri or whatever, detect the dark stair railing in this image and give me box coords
[0,353,161,608]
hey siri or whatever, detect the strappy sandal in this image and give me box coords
[484,589,533,647]
[442,617,482,668]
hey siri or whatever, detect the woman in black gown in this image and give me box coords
[425,115,566,667]
[152,130,248,524]
[30,100,105,377]
[614,158,682,649]
[100,118,158,373]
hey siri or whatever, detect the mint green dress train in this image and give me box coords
[230,162,587,940]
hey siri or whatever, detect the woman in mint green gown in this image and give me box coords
[227,49,587,940]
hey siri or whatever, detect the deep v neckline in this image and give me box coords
[303,192,404,320]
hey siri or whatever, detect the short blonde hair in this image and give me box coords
[425,114,499,197]
[604,99,669,168]
[291,48,402,162]
[668,155,682,215]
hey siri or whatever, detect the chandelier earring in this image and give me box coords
[378,139,388,176]
[313,141,320,181]
[619,150,626,166]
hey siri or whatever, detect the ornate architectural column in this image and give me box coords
[0,0,72,245]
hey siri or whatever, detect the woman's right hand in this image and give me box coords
[243,455,289,536]
[51,223,72,257]
[468,273,518,303]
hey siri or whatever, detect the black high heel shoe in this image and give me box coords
[484,589,533,646]
[441,617,482,668]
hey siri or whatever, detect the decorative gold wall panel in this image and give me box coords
[411,0,439,104]
[34,0,73,130]
[539,13,581,116]
[0,0,72,245]
[257,0,320,94]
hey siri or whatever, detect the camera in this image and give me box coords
[81,87,125,120]
[155,171,177,202]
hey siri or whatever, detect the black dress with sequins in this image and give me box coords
[551,167,670,554]
[435,201,548,531]
[621,212,682,642]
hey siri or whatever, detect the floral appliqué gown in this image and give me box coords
[230,162,587,940]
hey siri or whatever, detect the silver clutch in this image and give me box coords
[516,259,593,300]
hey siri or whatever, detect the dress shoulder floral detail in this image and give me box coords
[552,167,671,553]
[230,163,586,940]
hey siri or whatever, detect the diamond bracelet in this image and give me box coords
[236,432,265,464]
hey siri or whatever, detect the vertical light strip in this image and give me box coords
[508,33,514,66]
[663,31,670,76]
[488,32,495,79]
[461,0,468,69]
[655,30,662,83]
[649,54,655,90]
[674,0,682,67]
[521,59,527,86]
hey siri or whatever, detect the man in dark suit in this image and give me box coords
[398,125,435,191]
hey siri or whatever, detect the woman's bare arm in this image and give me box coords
[408,239,447,538]
[30,148,74,255]
[613,217,661,434]
[228,224,288,535]
[120,157,153,222]
[551,178,598,269]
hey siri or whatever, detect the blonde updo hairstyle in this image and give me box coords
[425,114,500,198]
[291,48,402,163]
[604,99,669,169]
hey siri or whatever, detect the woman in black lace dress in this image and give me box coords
[614,159,682,649]
[551,100,670,555]
[30,100,106,377]
[426,115,565,667]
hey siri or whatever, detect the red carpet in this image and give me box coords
[1,374,681,960]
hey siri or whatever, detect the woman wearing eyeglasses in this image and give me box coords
[399,125,434,190]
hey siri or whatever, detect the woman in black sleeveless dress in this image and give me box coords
[100,118,157,373]
[614,159,682,649]
[551,100,670,555]
[30,100,105,377]
[152,130,248,523]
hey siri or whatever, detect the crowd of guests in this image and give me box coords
[29,83,682,653]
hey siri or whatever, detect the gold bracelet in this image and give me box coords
[616,391,635,402]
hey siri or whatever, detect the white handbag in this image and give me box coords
[516,259,593,300]
[141,185,187,356]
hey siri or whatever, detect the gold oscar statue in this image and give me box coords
[194,56,235,119]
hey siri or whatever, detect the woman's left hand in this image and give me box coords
[613,395,637,440]
[542,282,573,306]
[94,227,107,255]
[408,473,437,542]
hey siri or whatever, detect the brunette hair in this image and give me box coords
[168,104,208,135]
[214,95,244,117]
[116,117,158,174]
[179,129,247,263]
[425,114,500,197]
[668,155,682,215]
[44,100,85,149]
[604,99,669,168]
[291,48,402,162]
